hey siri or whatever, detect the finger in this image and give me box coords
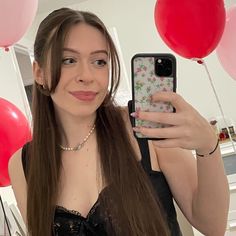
[133,126,183,139]
[132,111,183,126]
[151,92,190,112]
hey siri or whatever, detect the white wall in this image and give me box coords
[23,0,236,125]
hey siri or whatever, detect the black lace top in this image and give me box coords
[21,102,182,236]
[53,184,120,236]
[53,186,113,236]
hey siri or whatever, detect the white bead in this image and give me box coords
[59,124,96,151]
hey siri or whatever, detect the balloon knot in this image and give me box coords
[4,47,9,52]
[191,58,204,64]
[197,59,203,64]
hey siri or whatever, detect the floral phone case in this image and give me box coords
[131,53,176,139]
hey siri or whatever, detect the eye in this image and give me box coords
[93,59,107,67]
[62,57,76,65]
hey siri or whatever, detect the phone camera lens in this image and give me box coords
[155,58,173,77]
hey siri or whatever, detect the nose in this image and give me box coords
[75,61,93,84]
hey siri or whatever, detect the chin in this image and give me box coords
[69,104,99,118]
[55,96,105,118]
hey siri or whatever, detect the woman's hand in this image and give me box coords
[132,91,218,154]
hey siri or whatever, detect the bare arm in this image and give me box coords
[156,145,229,236]
[192,147,229,236]
[132,92,229,235]
[8,148,27,224]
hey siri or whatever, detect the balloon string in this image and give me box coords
[201,59,236,154]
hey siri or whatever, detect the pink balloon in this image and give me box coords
[0,0,38,48]
[216,5,236,80]
[0,98,32,187]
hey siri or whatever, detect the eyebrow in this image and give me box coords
[63,48,108,56]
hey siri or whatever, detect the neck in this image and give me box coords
[56,112,97,148]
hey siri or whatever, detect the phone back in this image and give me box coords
[131,53,176,139]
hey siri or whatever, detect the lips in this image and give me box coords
[69,91,97,101]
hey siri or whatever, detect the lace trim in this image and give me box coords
[55,186,109,218]
[55,205,83,216]
[55,199,100,219]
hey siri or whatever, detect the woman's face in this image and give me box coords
[50,23,109,118]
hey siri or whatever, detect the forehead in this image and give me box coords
[64,23,108,52]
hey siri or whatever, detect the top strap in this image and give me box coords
[127,100,152,173]
[21,142,29,180]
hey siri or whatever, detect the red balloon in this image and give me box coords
[154,0,226,59]
[0,98,32,187]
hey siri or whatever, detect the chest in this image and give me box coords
[56,140,100,214]
[56,137,160,218]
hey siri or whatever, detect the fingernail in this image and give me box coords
[130,110,140,118]
[130,112,137,117]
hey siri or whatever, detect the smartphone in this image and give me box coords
[131,53,176,139]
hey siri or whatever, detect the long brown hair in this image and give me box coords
[27,8,169,236]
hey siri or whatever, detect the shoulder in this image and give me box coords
[8,147,27,223]
[153,145,197,182]
[8,147,26,180]
[154,145,196,167]
[8,148,24,180]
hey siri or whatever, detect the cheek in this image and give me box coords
[99,71,109,89]
[50,80,67,102]
[103,78,109,89]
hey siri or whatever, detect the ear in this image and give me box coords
[33,61,44,85]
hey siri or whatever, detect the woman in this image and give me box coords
[8,7,229,236]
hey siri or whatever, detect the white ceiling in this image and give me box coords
[37,0,88,14]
